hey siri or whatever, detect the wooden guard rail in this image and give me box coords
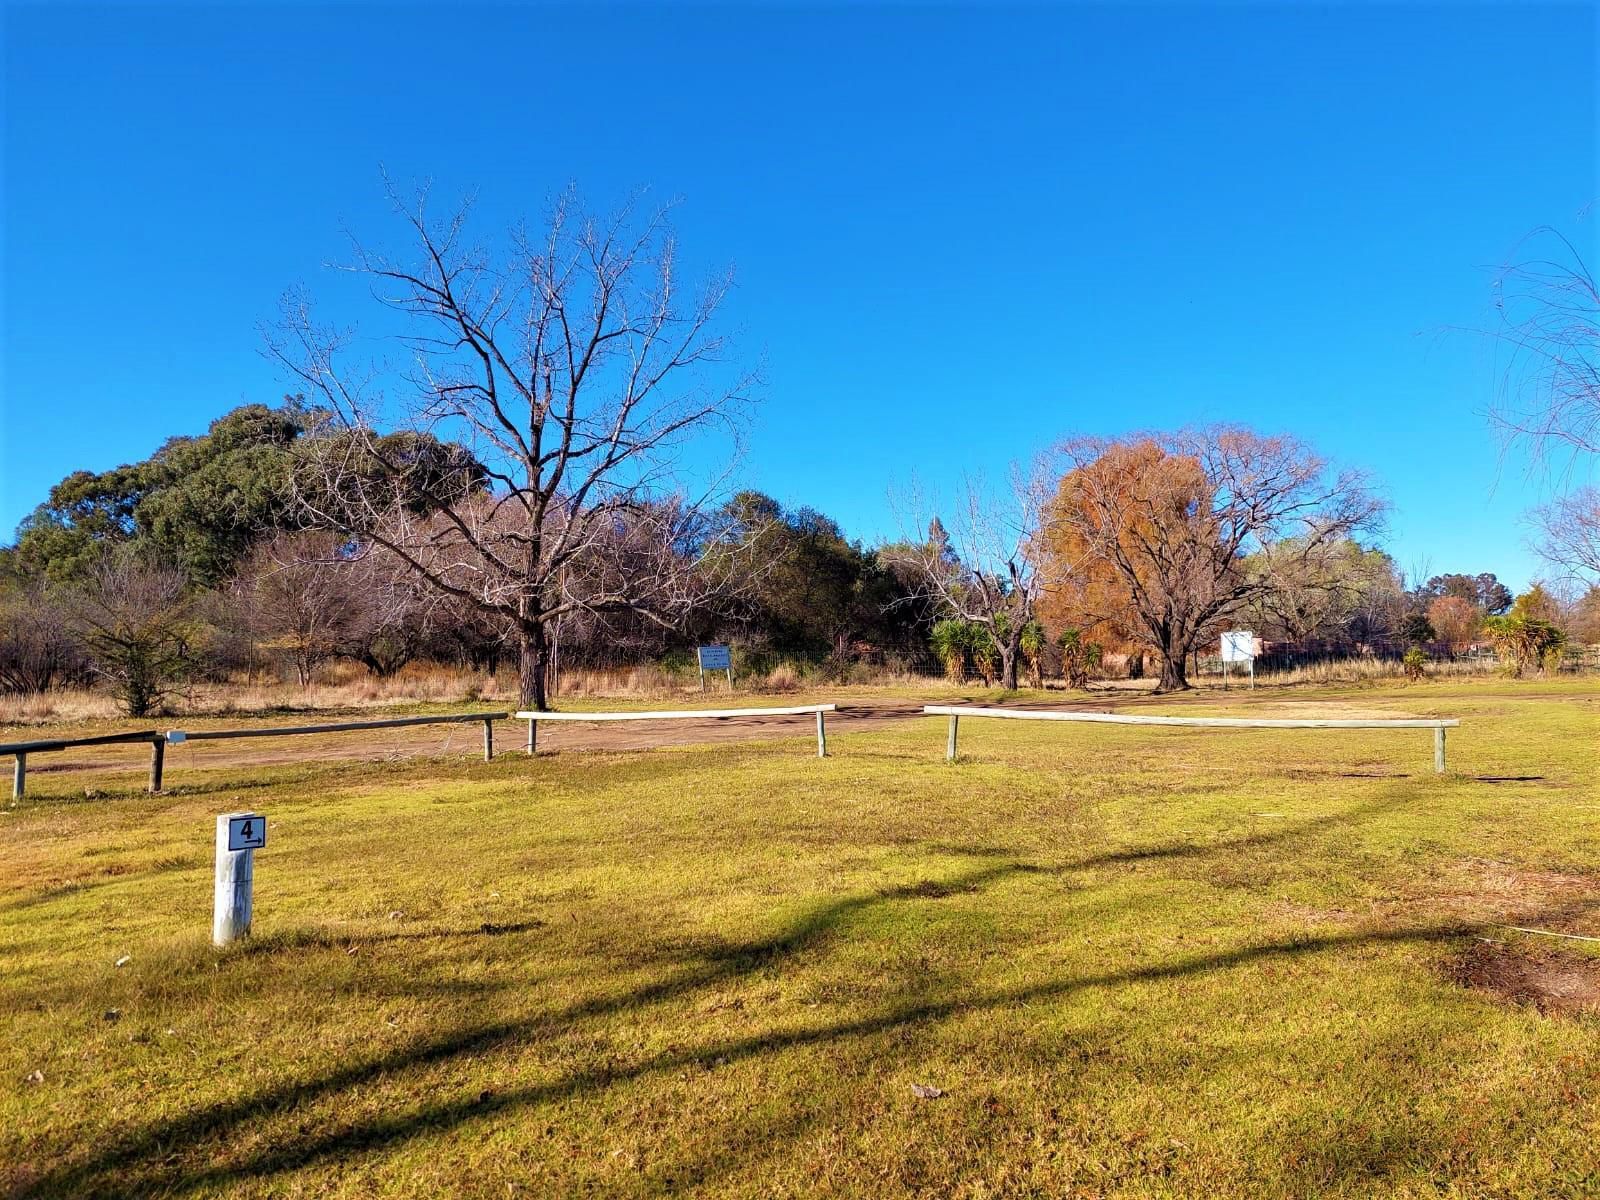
[169,711,509,763]
[3,730,167,800]
[924,705,1462,773]
[3,712,509,800]
[514,704,837,757]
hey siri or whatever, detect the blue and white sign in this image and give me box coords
[697,645,732,671]
[226,813,267,852]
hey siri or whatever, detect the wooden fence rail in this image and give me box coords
[2,731,167,800]
[923,705,1462,773]
[514,704,837,757]
[2,712,512,801]
[169,712,510,765]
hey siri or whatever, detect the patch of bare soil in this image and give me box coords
[1448,940,1600,1016]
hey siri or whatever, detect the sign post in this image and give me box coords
[696,645,734,692]
[1220,631,1257,690]
[214,811,265,946]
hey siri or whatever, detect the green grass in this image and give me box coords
[3,680,1599,1197]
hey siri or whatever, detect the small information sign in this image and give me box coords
[226,813,267,852]
[697,645,732,671]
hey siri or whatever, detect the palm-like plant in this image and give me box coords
[930,619,970,682]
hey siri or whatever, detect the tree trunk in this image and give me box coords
[518,620,550,711]
[1155,646,1190,692]
[999,647,1018,690]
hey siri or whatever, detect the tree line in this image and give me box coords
[3,190,1596,713]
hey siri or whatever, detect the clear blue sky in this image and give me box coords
[3,3,1596,590]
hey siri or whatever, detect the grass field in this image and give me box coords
[3,679,1599,1198]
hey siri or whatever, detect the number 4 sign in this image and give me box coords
[227,813,267,851]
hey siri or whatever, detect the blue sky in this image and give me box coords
[2,3,1596,590]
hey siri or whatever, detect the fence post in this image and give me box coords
[1434,726,1446,774]
[483,719,494,763]
[946,715,959,761]
[526,718,538,756]
[816,710,827,758]
[11,753,24,801]
[148,736,165,793]
[213,814,255,945]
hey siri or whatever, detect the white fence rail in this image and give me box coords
[514,704,837,757]
[923,705,1461,773]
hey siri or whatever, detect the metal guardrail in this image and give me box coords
[513,704,837,757]
[923,705,1461,773]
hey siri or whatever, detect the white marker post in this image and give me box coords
[214,811,266,946]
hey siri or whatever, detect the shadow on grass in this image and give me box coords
[17,788,1442,1198]
[28,919,1480,1199]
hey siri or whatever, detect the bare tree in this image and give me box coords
[1530,486,1600,581]
[270,185,755,709]
[886,459,1061,690]
[1492,226,1600,461]
[234,532,362,687]
[1427,595,1481,653]
[68,556,194,716]
[339,546,437,678]
[1491,226,1600,582]
[1044,427,1384,691]
[0,583,88,694]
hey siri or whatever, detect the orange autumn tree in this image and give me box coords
[1036,441,1172,674]
[1040,428,1383,691]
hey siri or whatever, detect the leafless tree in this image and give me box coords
[1492,226,1600,462]
[1047,427,1385,691]
[1491,226,1600,582]
[885,458,1063,690]
[234,532,362,687]
[0,584,88,694]
[270,184,755,709]
[339,546,437,677]
[1530,486,1600,582]
[67,556,194,716]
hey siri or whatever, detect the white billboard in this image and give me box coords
[1221,631,1256,663]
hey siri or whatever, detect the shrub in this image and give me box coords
[1058,628,1104,690]
[1402,647,1427,681]
[1482,612,1565,677]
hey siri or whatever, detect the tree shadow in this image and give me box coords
[235,920,547,956]
[17,787,1439,1198]
[29,917,1481,1199]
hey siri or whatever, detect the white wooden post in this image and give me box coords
[946,714,959,761]
[526,717,537,755]
[816,710,827,757]
[11,753,24,801]
[213,813,257,946]
[483,718,494,762]
[1434,726,1446,774]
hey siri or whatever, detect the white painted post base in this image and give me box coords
[816,710,827,757]
[213,814,255,946]
[946,715,959,761]
[1434,726,1446,774]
